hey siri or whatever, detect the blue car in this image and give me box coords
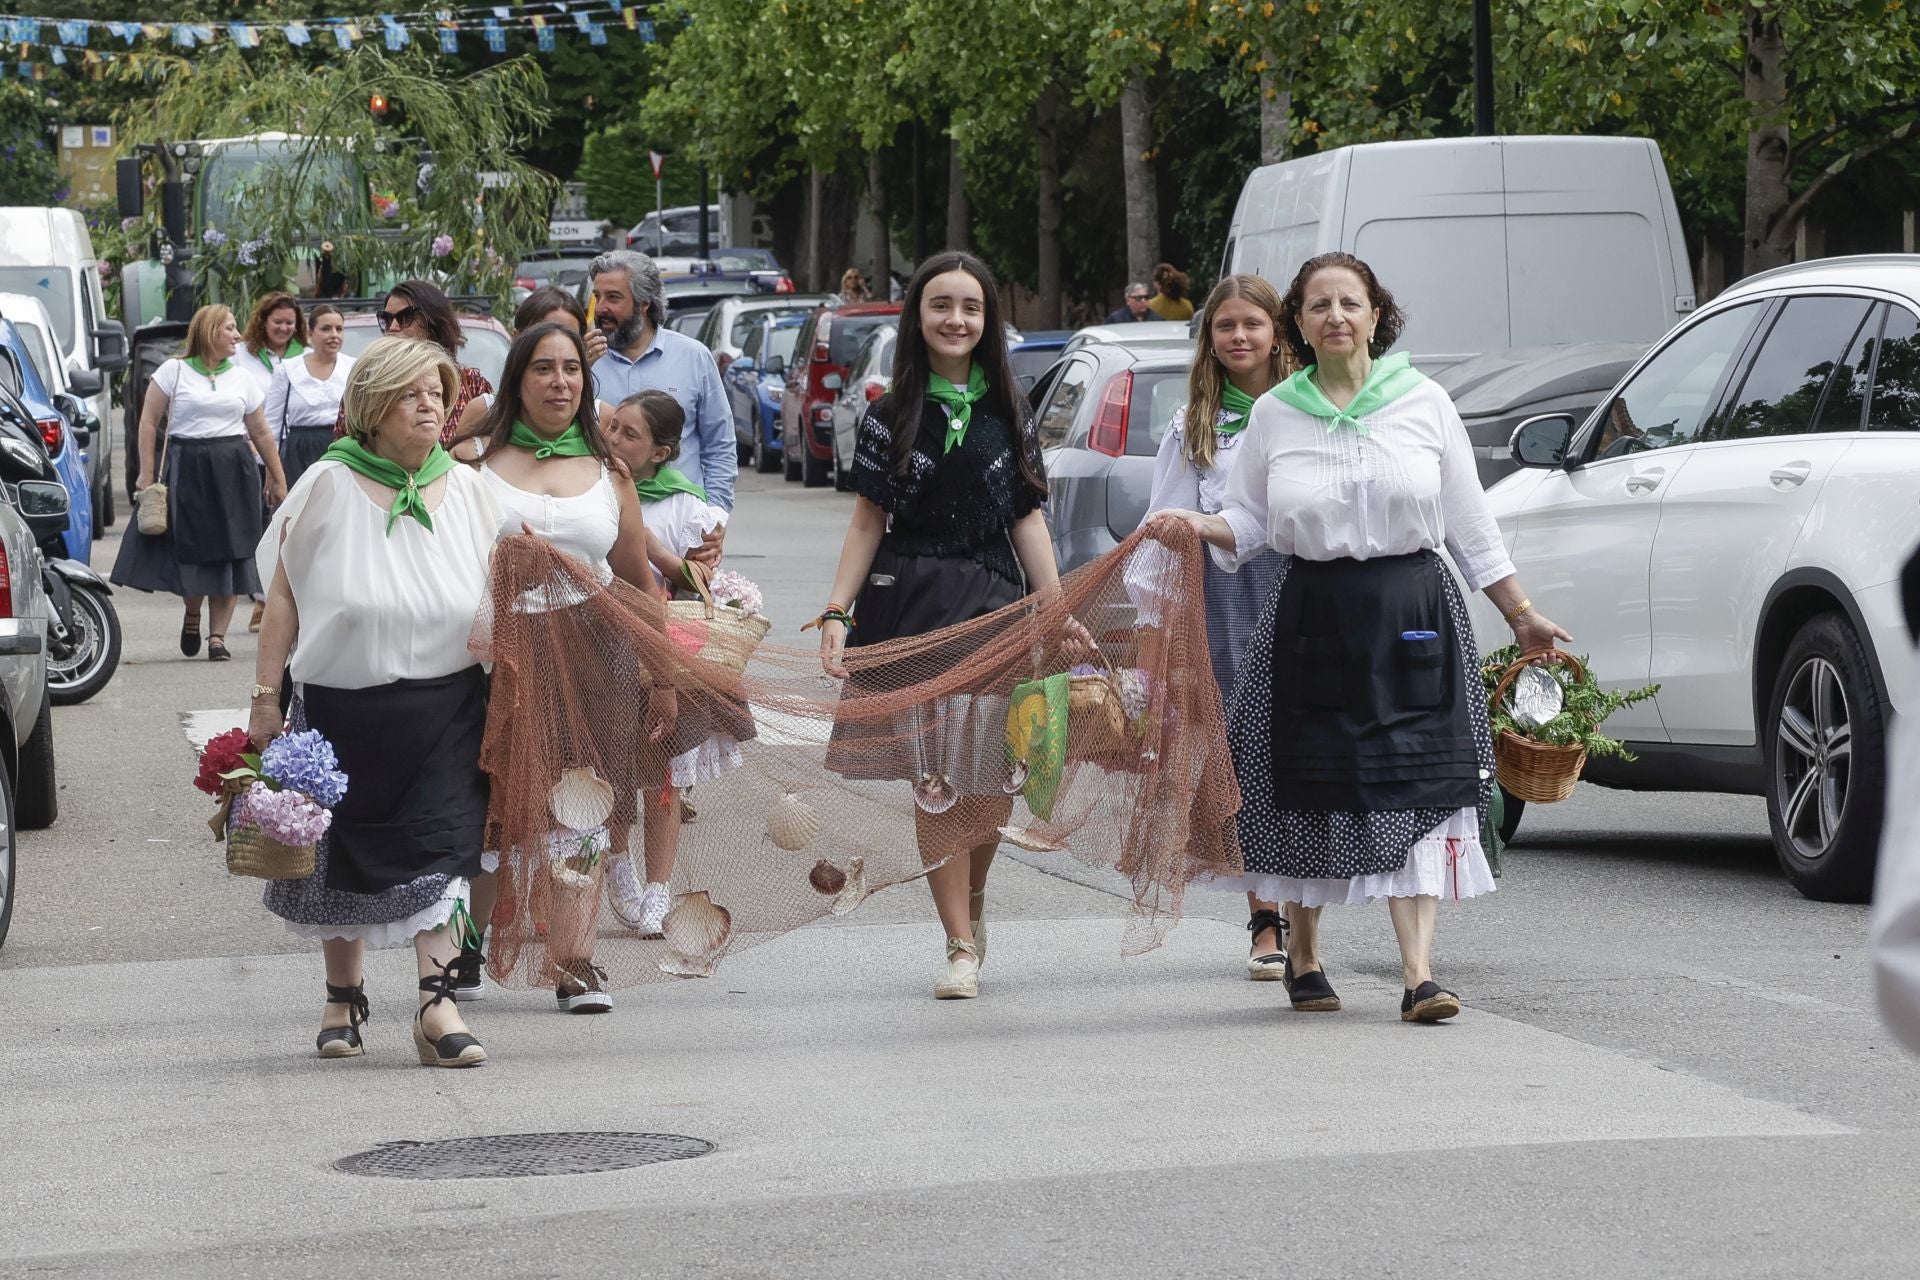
[726,313,805,475]
[0,318,91,562]
[1009,328,1073,394]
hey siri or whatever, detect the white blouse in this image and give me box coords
[1215,378,1515,592]
[266,352,355,440]
[640,488,725,592]
[152,357,264,441]
[258,462,505,690]
[1145,405,1257,518]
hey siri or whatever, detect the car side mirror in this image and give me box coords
[762,355,785,377]
[90,320,129,375]
[821,372,843,392]
[50,394,88,447]
[1511,413,1576,469]
[16,478,68,542]
[66,367,104,397]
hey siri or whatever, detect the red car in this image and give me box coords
[779,301,901,488]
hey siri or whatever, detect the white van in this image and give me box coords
[1221,136,1695,372]
[0,208,128,514]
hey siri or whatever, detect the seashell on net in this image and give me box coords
[808,858,847,896]
[912,772,958,814]
[657,890,734,977]
[766,790,822,851]
[998,824,1069,853]
[1003,758,1031,795]
[830,856,870,916]
[549,766,615,832]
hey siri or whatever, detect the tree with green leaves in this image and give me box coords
[0,83,64,207]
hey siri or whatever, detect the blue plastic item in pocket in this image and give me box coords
[1400,630,1439,641]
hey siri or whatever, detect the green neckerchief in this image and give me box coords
[634,465,708,504]
[1269,351,1427,436]
[1216,382,1257,435]
[320,437,458,535]
[928,363,989,454]
[185,356,233,380]
[509,420,595,460]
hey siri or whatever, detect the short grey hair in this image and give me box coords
[588,249,665,327]
[1126,282,1150,298]
[342,337,459,444]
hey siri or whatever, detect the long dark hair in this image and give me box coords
[388,279,465,355]
[460,322,613,465]
[884,250,1045,496]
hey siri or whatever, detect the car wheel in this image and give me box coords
[15,695,56,831]
[96,474,114,532]
[1497,786,1525,845]
[803,444,831,488]
[753,428,780,475]
[1765,612,1886,902]
[0,747,14,949]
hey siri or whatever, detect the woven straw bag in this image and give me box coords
[664,564,770,673]
[225,821,317,880]
[1489,649,1589,804]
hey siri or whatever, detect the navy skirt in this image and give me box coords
[110,435,263,598]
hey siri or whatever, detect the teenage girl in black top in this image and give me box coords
[817,251,1058,1001]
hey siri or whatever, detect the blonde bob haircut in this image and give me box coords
[341,336,459,444]
[182,304,236,366]
[1182,273,1292,473]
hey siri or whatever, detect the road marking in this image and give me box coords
[181,708,245,751]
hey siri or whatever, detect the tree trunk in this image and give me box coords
[945,135,970,252]
[1743,8,1793,275]
[1259,64,1291,167]
[1119,70,1158,286]
[1034,85,1063,328]
[806,165,826,292]
[866,149,891,297]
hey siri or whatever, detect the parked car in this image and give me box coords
[514,249,603,293]
[0,291,112,534]
[1009,329,1073,392]
[0,450,64,947]
[1059,322,1192,357]
[0,319,91,561]
[339,313,512,391]
[1472,254,1920,902]
[1220,136,1694,375]
[694,293,834,375]
[1434,342,1650,488]
[714,247,795,294]
[626,205,722,255]
[781,302,901,488]
[829,325,897,491]
[1033,335,1194,573]
[727,314,805,474]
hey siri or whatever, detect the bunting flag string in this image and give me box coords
[0,0,674,76]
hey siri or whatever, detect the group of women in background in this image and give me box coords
[145,245,1566,1067]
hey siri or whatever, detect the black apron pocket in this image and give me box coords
[1289,636,1348,710]
[1395,634,1448,709]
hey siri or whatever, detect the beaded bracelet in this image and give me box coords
[802,604,855,632]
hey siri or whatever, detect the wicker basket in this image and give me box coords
[665,567,771,673]
[1068,673,1131,756]
[1489,649,1589,804]
[225,822,317,881]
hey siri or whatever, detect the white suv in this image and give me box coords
[1471,255,1920,902]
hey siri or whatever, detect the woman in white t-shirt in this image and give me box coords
[266,304,354,489]
[110,305,289,662]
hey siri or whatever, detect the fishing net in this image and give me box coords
[472,519,1241,989]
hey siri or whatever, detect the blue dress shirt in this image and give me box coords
[592,326,738,513]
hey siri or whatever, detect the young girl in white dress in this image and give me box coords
[601,389,744,936]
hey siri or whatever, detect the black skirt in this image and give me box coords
[281,424,336,490]
[109,435,264,598]
[1266,551,1481,813]
[301,667,489,895]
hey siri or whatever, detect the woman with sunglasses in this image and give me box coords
[333,281,493,446]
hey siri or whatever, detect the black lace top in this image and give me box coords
[850,393,1049,585]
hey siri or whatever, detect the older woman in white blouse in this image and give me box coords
[1165,252,1568,1023]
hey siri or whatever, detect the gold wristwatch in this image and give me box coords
[251,684,280,700]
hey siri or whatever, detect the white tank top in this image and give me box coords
[480,462,621,612]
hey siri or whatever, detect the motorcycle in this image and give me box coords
[0,412,122,704]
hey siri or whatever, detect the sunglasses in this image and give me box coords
[376,305,421,331]
[1127,293,1149,302]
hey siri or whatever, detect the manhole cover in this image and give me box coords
[335,1131,715,1180]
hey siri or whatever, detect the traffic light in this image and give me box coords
[369,93,390,118]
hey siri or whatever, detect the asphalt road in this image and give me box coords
[2,470,1916,1278]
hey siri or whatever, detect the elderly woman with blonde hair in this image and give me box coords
[251,336,506,1068]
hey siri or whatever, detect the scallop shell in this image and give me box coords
[998,824,1069,853]
[657,890,733,977]
[829,856,870,917]
[1003,758,1031,795]
[912,772,958,814]
[808,859,847,896]
[766,790,821,852]
[550,766,615,832]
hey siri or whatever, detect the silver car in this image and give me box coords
[694,293,835,376]
[0,473,63,947]
[829,325,897,490]
[1034,335,1194,573]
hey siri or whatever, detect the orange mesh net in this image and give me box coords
[472,521,1241,988]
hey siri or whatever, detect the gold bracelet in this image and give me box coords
[1502,598,1534,624]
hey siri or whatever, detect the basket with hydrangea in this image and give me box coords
[194,727,349,880]
[667,566,771,672]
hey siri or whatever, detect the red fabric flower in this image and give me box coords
[194,727,254,796]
